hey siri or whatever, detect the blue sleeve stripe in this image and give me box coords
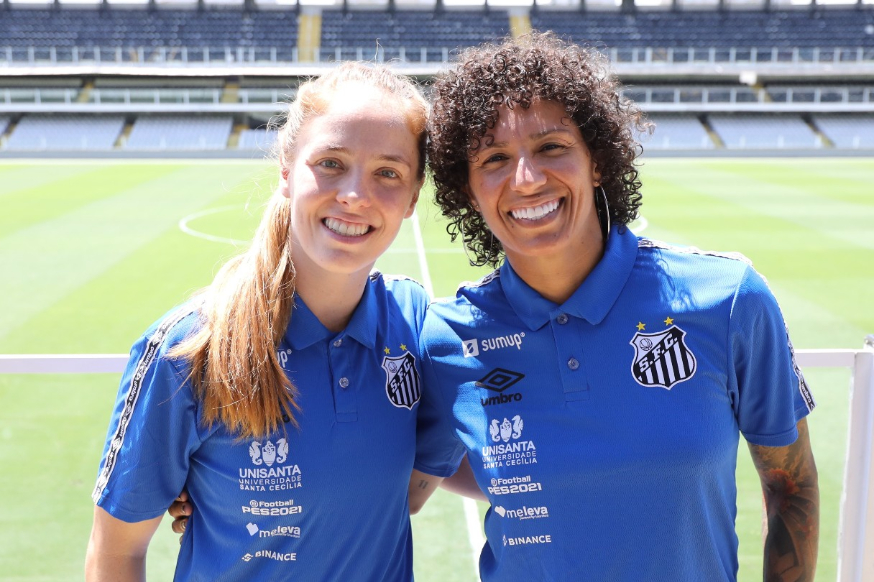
[91,306,195,504]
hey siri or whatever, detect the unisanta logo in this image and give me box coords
[489,415,523,443]
[482,416,536,469]
[239,440,302,492]
[249,439,288,467]
[462,333,525,358]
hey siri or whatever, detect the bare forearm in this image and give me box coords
[85,549,147,582]
[85,507,160,582]
[440,455,487,502]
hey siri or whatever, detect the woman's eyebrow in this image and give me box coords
[478,128,576,151]
[376,154,414,168]
[317,146,413,168]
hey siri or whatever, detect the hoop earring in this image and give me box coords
[597,186,611,241]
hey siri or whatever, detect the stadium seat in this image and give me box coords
[3,115,124,150]
[124,115,233,150]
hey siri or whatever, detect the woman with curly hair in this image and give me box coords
[413,33,819,581]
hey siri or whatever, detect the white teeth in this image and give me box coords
[325,217,369,237]
[510,200,560,221]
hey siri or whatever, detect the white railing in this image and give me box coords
[0,340,872,580]
[1,44,872,67]
[622,86,874,107]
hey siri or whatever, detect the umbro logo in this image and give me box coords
[477,368,524,406]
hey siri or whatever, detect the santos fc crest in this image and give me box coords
[630,325,697,389]
[382,351,421,409]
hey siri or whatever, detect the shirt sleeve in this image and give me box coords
[91,323,203,522]
[413,321,467,478]
[728,265,815,447]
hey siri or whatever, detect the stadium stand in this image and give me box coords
[3,114,124,150]
[532,9,874,48]
[238,128,278,150]
[0,7,870,52]
[124,115,233,150]
[642,114,715,149]
[813,113,874,148]
[707,114,822,149]
[320,9,510,56]
[0,10,299,49]
[0,4,871,155]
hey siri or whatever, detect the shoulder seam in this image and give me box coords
[456,268,501,292]
[638,238,752,266]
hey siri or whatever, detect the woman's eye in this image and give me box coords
[542,143,565,152]
[484,154,507,164]
[379,169,399,179]
[319,159,341,169]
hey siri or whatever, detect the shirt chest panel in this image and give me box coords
[437,309,737,492]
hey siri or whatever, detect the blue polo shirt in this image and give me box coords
[415,226,814,581]
[93,272,428,582]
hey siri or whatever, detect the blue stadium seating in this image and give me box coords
[320,10,510,51]
[1,7,870,50]
[0,10,298,48]
[531,9,874,48]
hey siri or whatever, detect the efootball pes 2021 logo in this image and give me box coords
[629,323,697,389]
[382,351,421,409]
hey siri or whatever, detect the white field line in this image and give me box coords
[409,209,483,580]
[178,205,249,246]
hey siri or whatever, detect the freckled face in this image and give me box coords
[281,89,422,280]
[466,99,602,271]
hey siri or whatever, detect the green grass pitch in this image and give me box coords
[0,157,871,581]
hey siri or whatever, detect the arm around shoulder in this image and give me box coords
[85,506,163,582]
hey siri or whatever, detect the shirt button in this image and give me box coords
[333,338,343,348]
[339,377,350,389]
[567,358,580,370]
[556,313,569,325]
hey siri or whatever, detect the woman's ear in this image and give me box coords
[279,167,291,199]
[404,184,421,219]
[465,185,480,212]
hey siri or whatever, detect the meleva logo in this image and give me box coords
[462,333,525,358]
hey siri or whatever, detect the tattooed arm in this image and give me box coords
[408,469,443,515]
[408,456,487,514]
[748,418,819,582]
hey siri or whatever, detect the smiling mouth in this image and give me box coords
[324,217,371,237]
[509,199,561,221]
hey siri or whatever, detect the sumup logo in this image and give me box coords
[462,333,525,358]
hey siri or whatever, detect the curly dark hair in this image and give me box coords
[427,32,651,267]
